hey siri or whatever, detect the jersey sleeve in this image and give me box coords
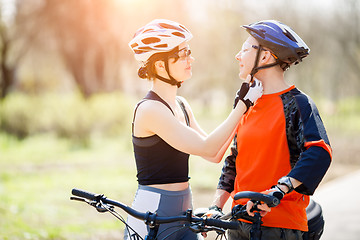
[287,91,332,195]
[217,135,237,193]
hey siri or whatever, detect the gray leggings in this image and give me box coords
[228,221,303,240]
[124,185,203,240]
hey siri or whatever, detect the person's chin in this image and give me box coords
[185,72,192,80]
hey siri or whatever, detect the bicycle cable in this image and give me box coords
[100,200,144,240]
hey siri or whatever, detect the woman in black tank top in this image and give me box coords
[125,19,263,240]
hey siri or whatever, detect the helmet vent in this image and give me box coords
[138,46,154,51]
[141,37,161,44]
[283,29,297,42]
[179,25,189,32]
[143,29,155,34]
[134,50,145,54]
[250,29,265,38]
[158,23,184,32]
[172,32,185,38]
[154,44,168,48]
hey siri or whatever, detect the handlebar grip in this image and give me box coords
[205,218,240,230]
[72,188,98,201]
[233,191,280,207]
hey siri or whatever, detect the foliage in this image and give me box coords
[321,97,360,134]
[1,0,359,102]
[0,92,136,146]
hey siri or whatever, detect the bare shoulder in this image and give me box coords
[133,100,176,136]
[136,100,173,121]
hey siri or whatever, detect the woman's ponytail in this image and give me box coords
[138,66,148,79]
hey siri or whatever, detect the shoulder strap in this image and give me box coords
[132,99,146,134]
[145,91,174,114]
[176,97,190,126]
[132,91,175,133]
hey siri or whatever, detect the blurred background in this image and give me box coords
[0,0,359,239]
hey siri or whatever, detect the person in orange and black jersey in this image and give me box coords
[206,20,332,240]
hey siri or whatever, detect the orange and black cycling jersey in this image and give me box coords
[217,86,331,231]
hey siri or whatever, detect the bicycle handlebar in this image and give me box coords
[233,191,280,207]
[72,188,147,222]
[71,188,240,230]
[72,188,98,201]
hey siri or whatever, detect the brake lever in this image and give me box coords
[95,201,114,213]
[189,223,225,235]
[250,201,262,212]
[206,226,226,235]
[70,196,112,213]
[70,196,86,202]
[189,223,204,233]
[230,204,261,223]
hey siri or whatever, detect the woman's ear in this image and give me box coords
[154,60,165,70]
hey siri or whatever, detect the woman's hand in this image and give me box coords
[246,186,285,217]
[234,75,263,110]
[246,200,271,217]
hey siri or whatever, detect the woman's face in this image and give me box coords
[168,41,195,82]
[235,36,259,80]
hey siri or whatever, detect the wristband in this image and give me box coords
[209,205,223,213]
[273,185,286,195]
[277,176,294,193]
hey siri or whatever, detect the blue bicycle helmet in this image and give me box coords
[243,20,310,73]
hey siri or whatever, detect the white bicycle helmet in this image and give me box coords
[129,19,193,62]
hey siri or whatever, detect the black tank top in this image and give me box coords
[132,91,191,185]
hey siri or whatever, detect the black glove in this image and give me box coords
[233,78,263,111]
[263,185,285,204]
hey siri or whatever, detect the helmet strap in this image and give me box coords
[250,45,280,81]
[155,74,182,88]
[155,59,182,88]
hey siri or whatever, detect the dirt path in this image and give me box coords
[313,169,360,240]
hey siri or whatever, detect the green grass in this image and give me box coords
[0,133,137,239]
[0,134,225,239]
[317,97,360,134]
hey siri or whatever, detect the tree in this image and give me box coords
[0,19,15,99]
[32,0,124,97]
[0,1,20,99]
[0,0,47,98]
